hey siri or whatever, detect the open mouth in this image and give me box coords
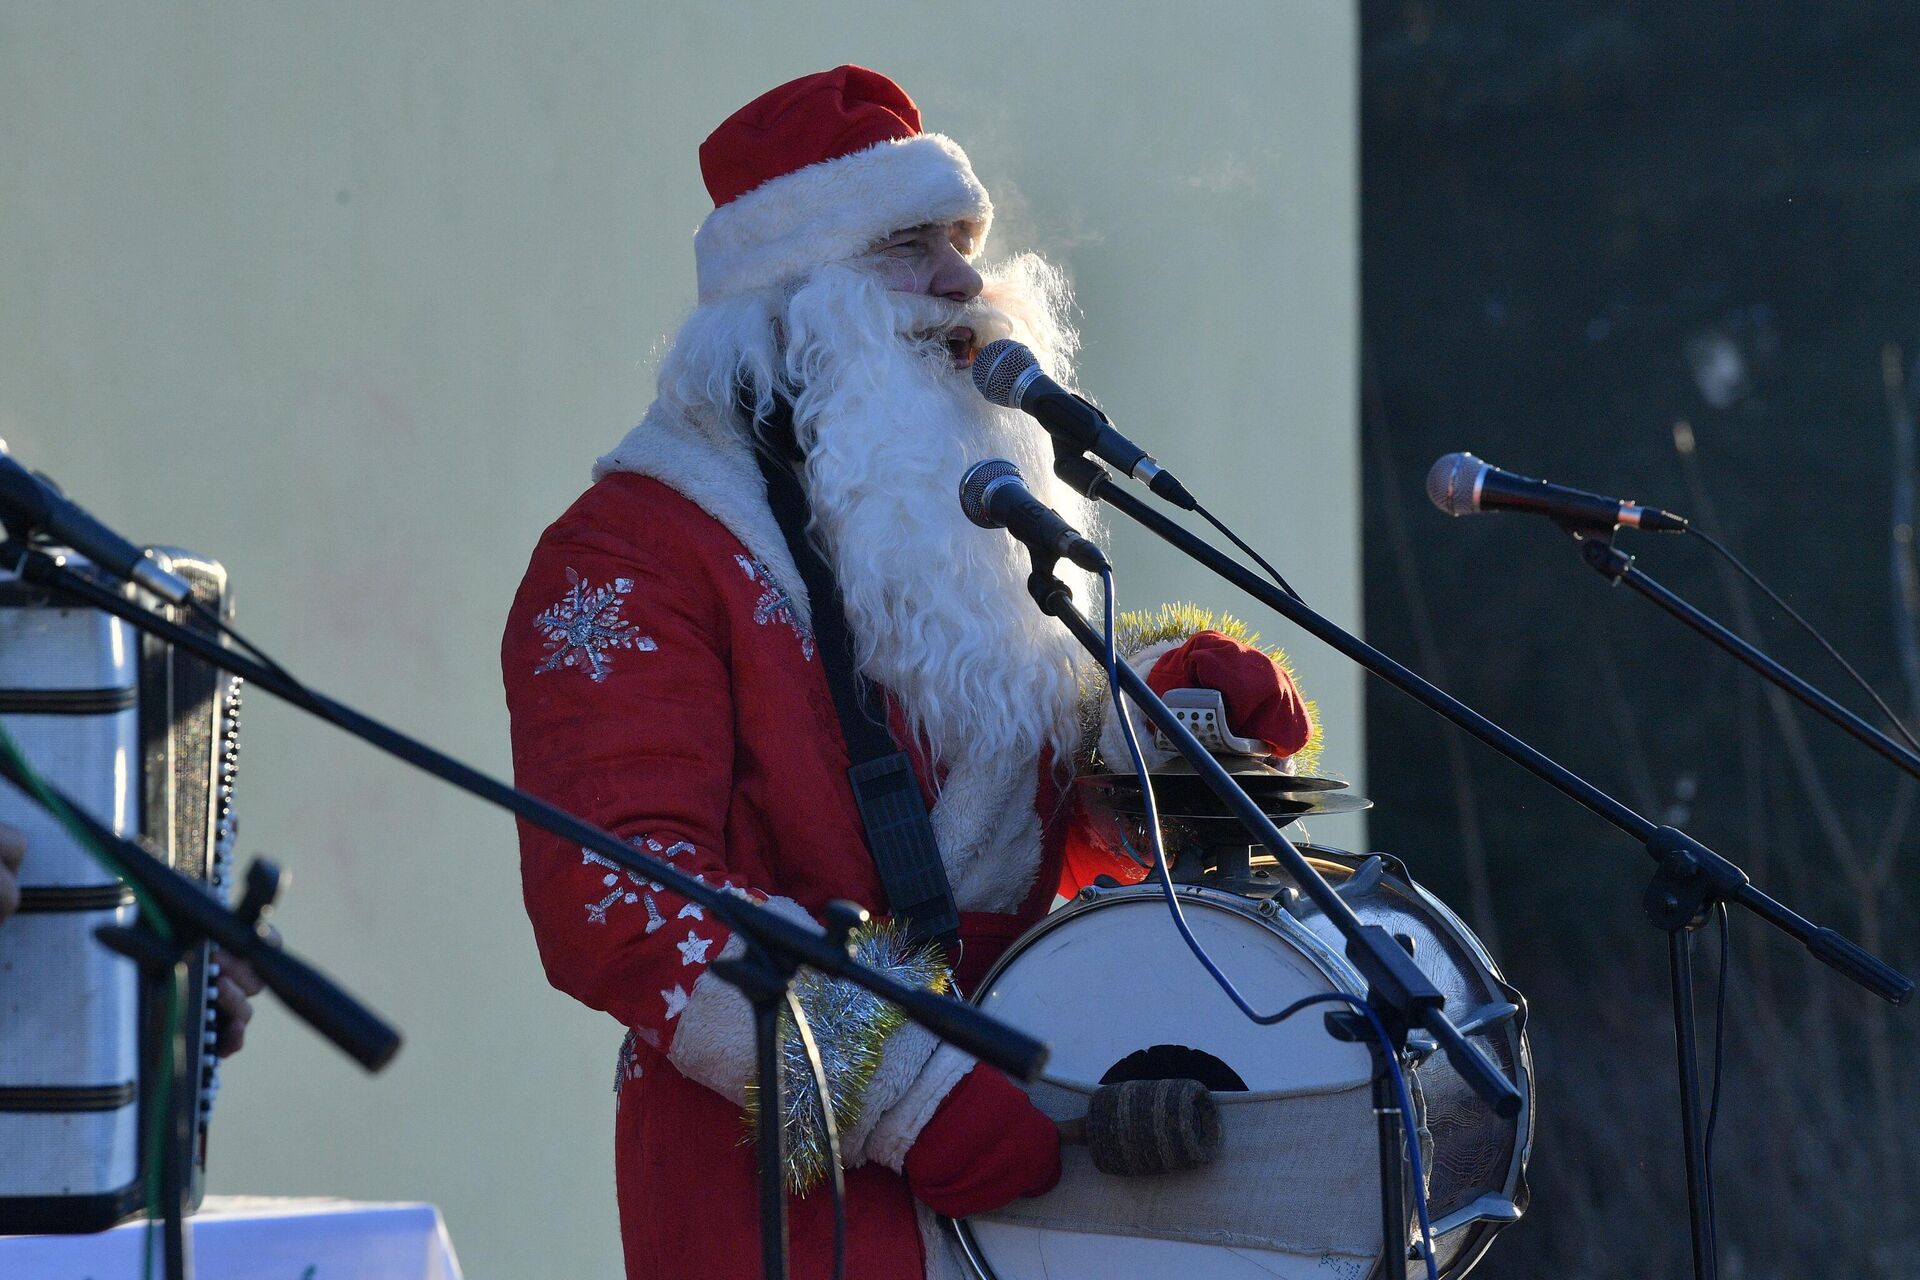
[944,326,977,368]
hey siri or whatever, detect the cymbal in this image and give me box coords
[1083,760,1353,809]
[1075,767,1374,825]
[1094,787,1374,821]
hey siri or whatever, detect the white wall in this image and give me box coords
[0,4,1356,1275]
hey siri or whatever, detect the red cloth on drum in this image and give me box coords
[502,474,1079,1280]
[1145,629,1315,756]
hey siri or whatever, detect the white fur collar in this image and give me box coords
[594,398,812,633]
[593,401,1042,911]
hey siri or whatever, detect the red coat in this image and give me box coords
[502,471,1095,1278]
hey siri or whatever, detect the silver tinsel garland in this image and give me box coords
[742,922,951,1194]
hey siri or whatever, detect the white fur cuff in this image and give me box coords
[863,1041,977,1173]
[839,1019,940,1162]
[664,895,820,1104]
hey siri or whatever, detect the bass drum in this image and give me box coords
[955,847,1532,1280]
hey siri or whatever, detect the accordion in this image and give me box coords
[0,548,240,1233]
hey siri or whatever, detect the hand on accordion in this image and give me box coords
[0,821,23,924]
[211,945,267,1057]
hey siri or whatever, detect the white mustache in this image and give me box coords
[880,291,1017,346]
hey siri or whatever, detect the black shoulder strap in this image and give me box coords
[746,391,961,952]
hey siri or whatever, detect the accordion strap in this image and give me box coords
[746,392,961,954]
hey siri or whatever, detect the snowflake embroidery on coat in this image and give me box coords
[533,567,657,683]
[735,555,814,660]
[581,845,668,930]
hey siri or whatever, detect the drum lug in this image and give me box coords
[1453,1000,1521,1036]
[1418,1192,1523,1245]
[1333,854,1387,901]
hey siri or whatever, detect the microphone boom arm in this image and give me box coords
[1050,452,1909,1003]
[1580,537,1920,782]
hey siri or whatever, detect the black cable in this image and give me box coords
[1095,562,1437,1279]
[1703,902,1730,1267]
[1687,525,1920,753]
[187,596,303,692]
[1192,499,1306,604]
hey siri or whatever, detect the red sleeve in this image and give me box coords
[501,506,756,1051]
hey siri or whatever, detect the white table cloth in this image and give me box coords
[0,1196,463,1278]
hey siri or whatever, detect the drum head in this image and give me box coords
[959,886,1381,1280]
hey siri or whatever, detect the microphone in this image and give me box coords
[1426,451,1688,534]
[958,459,1110,573]
[971,339,1198,511]
[0,446,194,604]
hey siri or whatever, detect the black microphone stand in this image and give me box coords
[1576,535,1920,780]
[1016,552,1520,1279]
[1050,452,1912,1280]
[3,542,1047,1280]
[0,755,399,1280]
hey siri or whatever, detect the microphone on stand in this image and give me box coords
[971,339,1198,511]
[1426,451,1689,534]
[958,459,1110,573]
[0,445,194,604]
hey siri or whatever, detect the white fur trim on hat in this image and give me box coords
[694,133,992,303]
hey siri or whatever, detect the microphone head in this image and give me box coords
[971,338,1038,407]
[1426,451,1488,517]
[958,458,1021,529]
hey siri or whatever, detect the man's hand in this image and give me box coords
[210,947,265,1057]
[0,821,25,924]
[902,1064,1062,1219]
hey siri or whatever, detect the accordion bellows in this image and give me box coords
[0,550,237,1233]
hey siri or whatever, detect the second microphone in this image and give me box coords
[959,459,1110,573]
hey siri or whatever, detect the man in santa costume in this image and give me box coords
[502,66,1316,1279]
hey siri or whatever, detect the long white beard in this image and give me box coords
[780,257,1096,773]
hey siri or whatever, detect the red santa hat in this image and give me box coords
[693,66,993,303]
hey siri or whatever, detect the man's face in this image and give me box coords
[865,220,985,367]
